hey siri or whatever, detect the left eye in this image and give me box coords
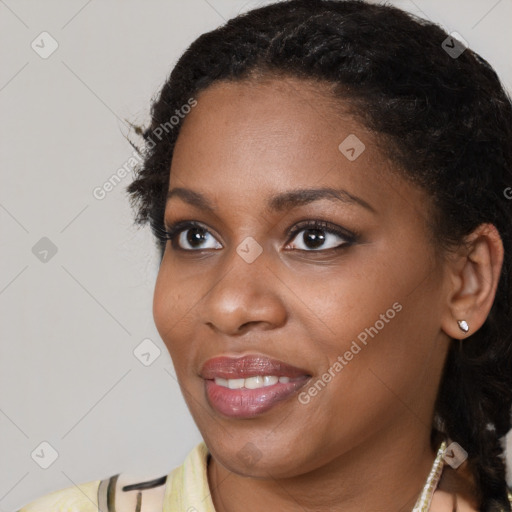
[285,222,353,251]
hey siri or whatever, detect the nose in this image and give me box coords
[199,247,288,336]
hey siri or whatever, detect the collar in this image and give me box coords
[163,441,215,512]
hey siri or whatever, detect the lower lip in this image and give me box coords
[204,377,310,418]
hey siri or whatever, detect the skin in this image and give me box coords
[152,77,503,512]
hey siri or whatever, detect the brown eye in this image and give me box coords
[285,220,355,251]
[183,227,209,248]
[163,221,222,251]
[298,229,325,249]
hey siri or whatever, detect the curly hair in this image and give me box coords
[125,1,512,509]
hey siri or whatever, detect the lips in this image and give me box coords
[200,354,311,380]
[200,354,311,418]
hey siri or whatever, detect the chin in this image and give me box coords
[203,430,323,479]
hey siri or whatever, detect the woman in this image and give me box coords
[17,0,512,510]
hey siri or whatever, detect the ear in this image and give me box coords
[441,223,504,340]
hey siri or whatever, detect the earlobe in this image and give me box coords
[440,223,504,340]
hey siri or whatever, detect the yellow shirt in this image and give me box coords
[17,441,216,512]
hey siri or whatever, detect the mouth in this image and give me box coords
[201,354,311,418]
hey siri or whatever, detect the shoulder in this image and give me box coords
[16,472,169,512]
[430,489,478,511]
[431,489,512,511]
[16,479,101,512]
[16,442,215,512]
[431,465,512,512]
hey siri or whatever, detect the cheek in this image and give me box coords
[279,253,402,352]
[152,267,172,337]
[294,242,441,386]
[152,264,194,365]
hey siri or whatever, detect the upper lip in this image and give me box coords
[200,354,311,380]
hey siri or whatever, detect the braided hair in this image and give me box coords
[126,1,512,509]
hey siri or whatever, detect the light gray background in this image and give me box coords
[1,1,511,510]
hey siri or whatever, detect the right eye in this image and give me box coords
[161,221,223,251]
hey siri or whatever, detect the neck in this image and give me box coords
[207,421,440,512]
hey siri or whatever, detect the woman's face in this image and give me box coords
[153,77,451,477]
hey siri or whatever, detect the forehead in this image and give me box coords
[169,77,392,198]
[175,76,351,149]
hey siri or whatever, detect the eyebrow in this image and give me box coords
[166,186,376,214]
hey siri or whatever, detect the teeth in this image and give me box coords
[214,375,291,389]
[227,378,245,389]
[263,375,278,386]
[245,376,263,389]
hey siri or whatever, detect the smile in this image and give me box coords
[214,375,293,389]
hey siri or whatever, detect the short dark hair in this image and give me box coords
[126,1,512,509]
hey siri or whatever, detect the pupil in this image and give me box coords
[188,228,207,247]
[304,228,325,248]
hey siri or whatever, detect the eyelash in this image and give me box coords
[159,219,358,252]
[287,220,357,251]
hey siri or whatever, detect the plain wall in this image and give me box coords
[1,1,511,510]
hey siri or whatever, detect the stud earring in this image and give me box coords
[457,320,469,333]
